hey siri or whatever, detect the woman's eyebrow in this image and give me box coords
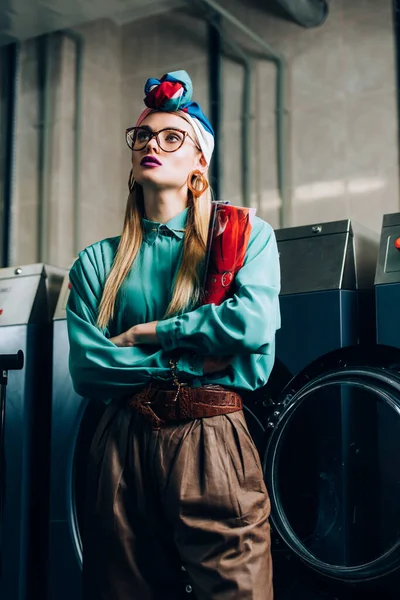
[142,126,186,132]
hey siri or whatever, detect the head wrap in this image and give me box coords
[135,70,215,165]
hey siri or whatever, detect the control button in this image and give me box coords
[394,238,400,250]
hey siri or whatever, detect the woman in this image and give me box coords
[67,70,281,600]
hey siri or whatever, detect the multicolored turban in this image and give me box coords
[136,70,215,165]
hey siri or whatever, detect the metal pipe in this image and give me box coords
[208,15,223,199]
[63,30,84,257]
[197,0,290,226]
[394,0,400,189]
[212,24,253,207]
[275,0,328,28]
[1,44,19,267]
[37,34,54,264]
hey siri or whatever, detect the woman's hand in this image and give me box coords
[109,328,136,347]
[109,321,159,347]
[110,323,234,374]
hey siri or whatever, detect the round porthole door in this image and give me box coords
[264,347,400,584]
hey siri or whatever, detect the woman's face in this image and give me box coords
[131,112,207,191]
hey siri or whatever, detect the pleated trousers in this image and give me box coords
[82,399,273,600]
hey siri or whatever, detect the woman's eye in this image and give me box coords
[137,132,150,142]
[166,134,180,143]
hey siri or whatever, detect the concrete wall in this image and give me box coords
[218,0,399,231]
[7,0,399,267]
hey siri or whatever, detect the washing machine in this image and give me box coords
[245,219,379,453]
[47,272,106,600]
[275,219,377,376]
[240,219,387,599]
[240,216,400,599]
[0,264,64,600]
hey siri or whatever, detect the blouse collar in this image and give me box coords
[142,207,188,244]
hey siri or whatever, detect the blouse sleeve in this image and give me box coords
[156,220,281,357]
[66,248,203,401]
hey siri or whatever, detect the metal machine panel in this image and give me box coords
[0,264,64,600]
[375,212,400,285]
[277,290,358,376]
[49,269,106,600]
[277,220,378,295]
[0,263,65,326]
[375,212,400,348]
[54,270,72,320]
[273,219,378,384]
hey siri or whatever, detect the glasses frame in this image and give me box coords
[125,126,201,153]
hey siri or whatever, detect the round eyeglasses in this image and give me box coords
[125,126,201,153]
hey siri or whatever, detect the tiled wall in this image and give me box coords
[8,0,400,267]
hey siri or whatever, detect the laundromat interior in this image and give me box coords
[1,0,400,598]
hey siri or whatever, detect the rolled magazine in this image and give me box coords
[201,201,257,306]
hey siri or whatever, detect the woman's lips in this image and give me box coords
[140,156,162,167]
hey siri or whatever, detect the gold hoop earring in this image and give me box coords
[128,169,135,193]
[188,170,209,198]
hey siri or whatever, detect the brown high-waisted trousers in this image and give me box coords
[82,399,273,600]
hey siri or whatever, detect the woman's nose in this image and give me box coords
[146,136,159,152]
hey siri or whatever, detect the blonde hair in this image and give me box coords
[96,175,211,329]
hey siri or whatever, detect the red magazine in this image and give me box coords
[201,201,257,306]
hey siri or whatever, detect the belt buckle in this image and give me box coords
[221,271,233,287]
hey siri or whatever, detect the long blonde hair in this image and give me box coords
[96,174,211,329]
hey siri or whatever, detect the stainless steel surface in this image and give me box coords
[277,219,379,295]
[375,212,400,285]
[275,219,351,242]
[54,271,72,320]
[0,264,65,326]
[382,213,400,229]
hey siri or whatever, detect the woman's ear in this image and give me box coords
[196,153,208,173]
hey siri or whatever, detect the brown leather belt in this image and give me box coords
[126,382,243,429]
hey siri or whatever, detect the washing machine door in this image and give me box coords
[264,347,400,584]
[71,401,107,562]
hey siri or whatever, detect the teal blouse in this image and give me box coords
[66,207,281,402]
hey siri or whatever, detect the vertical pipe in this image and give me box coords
[63,31,84,257]
[275,58,289,227]
[208,15,223,199]
[393,0,400,191]
[241,59,253,207]
[219,31,253,207]
[198,0,290,226]
[37,34,53,264]
[1,44,19,267]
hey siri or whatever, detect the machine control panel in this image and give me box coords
[375,215,400,285]
[0,265,43,326]
[385,234,400,273]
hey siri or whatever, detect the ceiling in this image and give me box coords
[0,0,328,47]
[0,0,186,46]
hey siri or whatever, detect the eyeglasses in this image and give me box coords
[125,126,201,153]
